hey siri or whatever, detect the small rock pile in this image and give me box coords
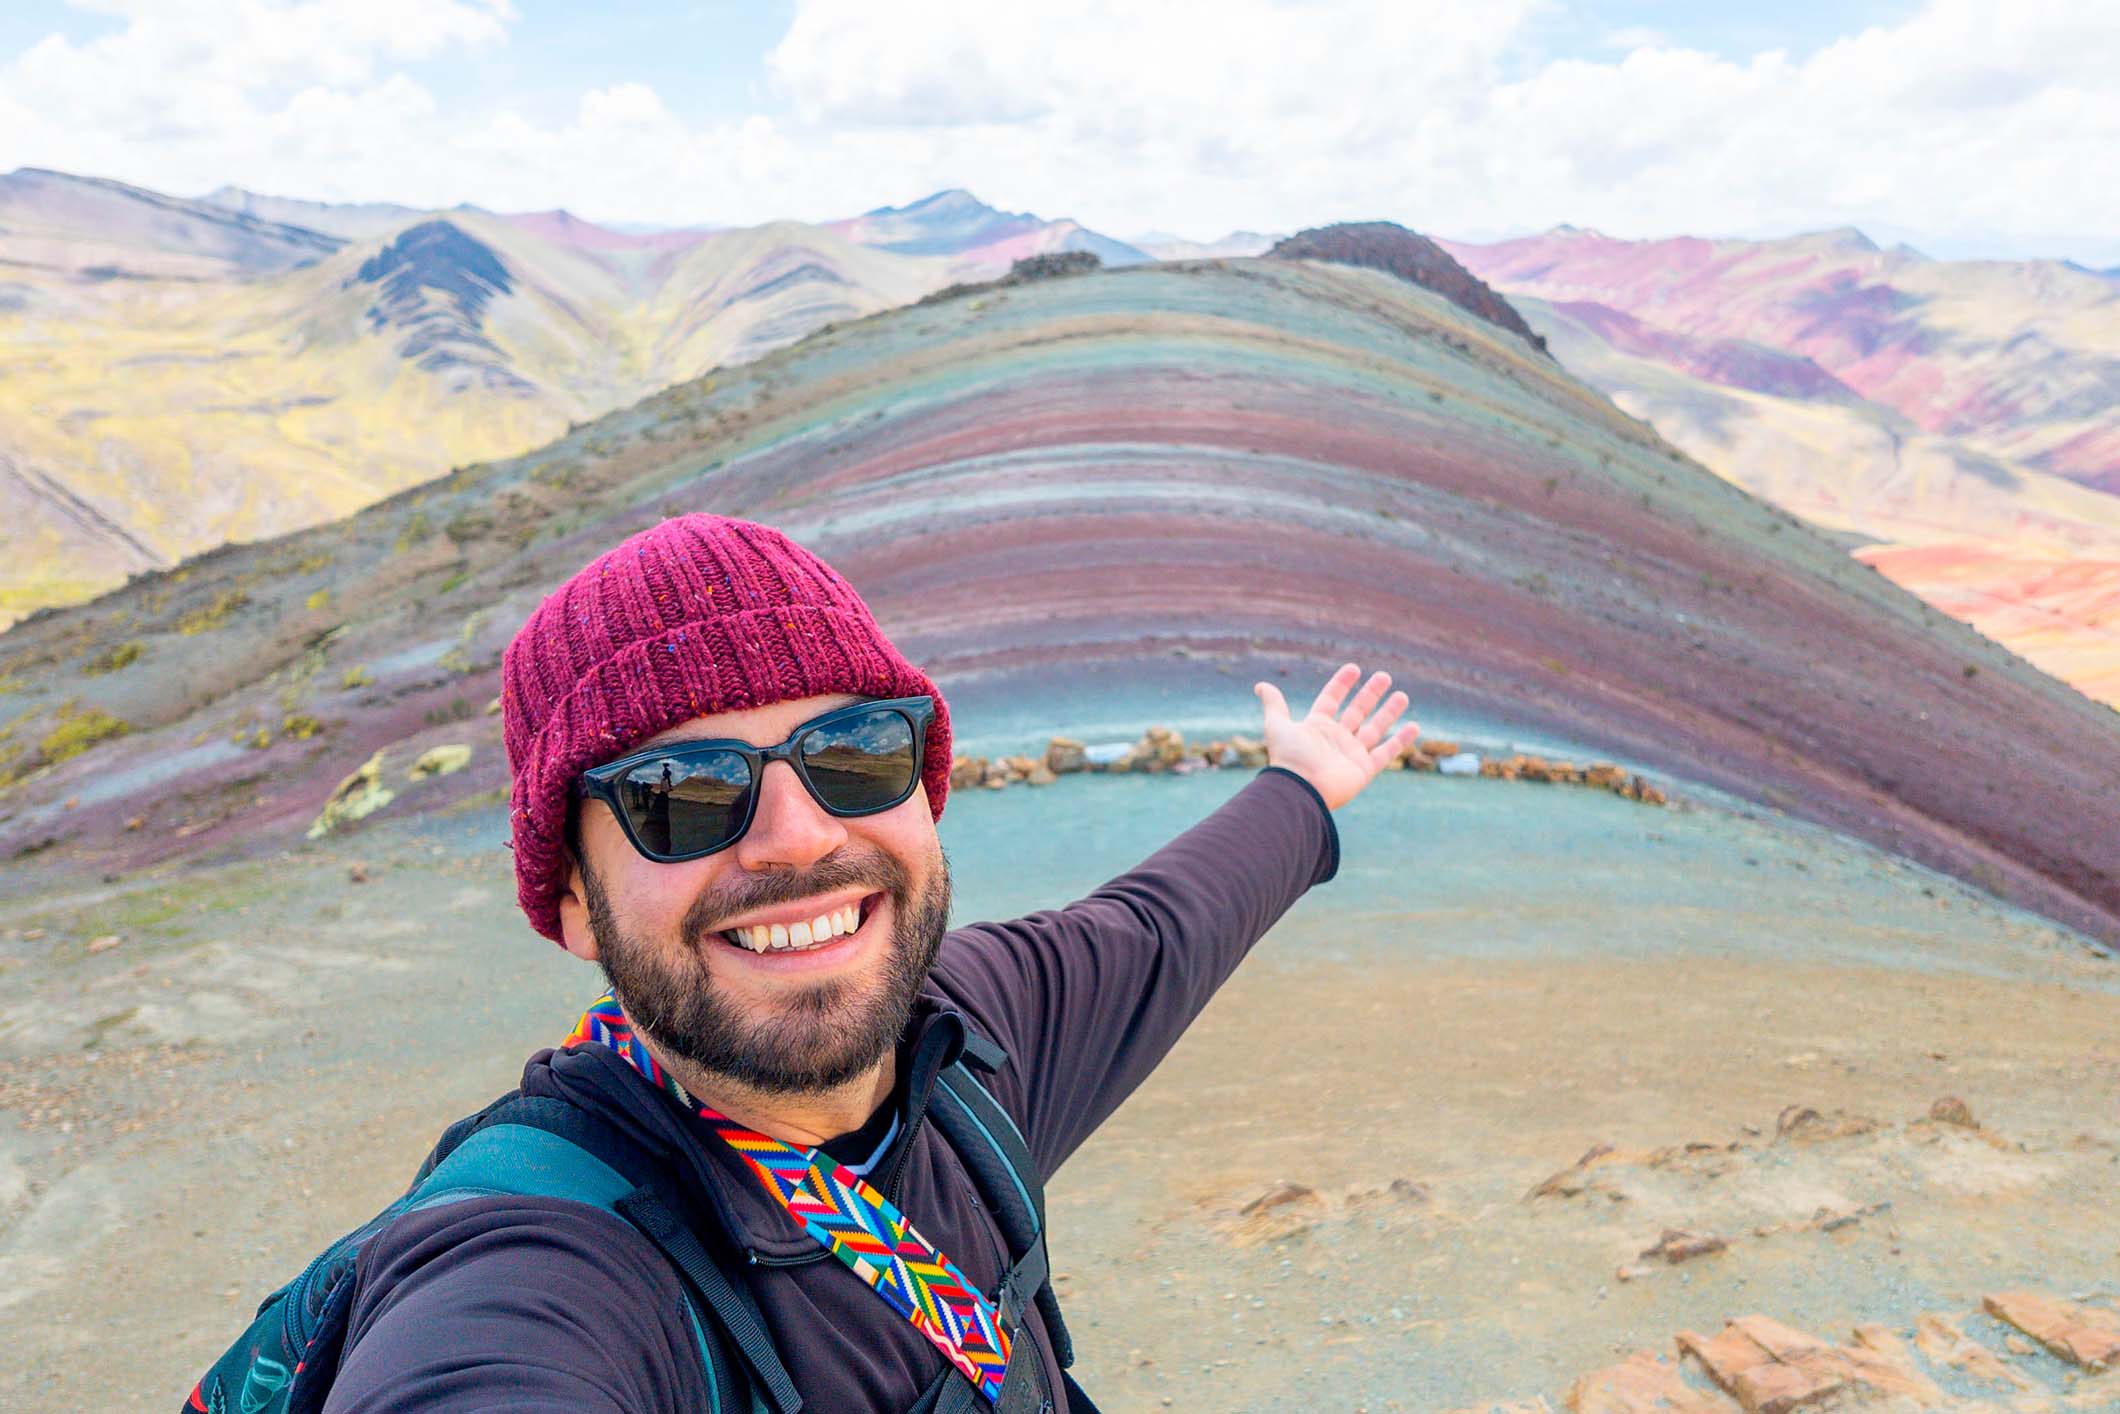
[951,728,1667,805]
[950,729,1271,791]
[1212,1175,1432,1246]
[1398,736,1666,803]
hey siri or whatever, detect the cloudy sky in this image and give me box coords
[1,0,2113,264]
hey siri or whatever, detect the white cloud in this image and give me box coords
[0,0,2114,263]
[745,0,2120,257]
[1600,26,1667,50]
[0,0,509,199]
[19,0,510,97]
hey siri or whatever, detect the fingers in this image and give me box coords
[1307,662,1362,719]
[1338,670,1394,732]
[1254,680,1290,724]
[1353,690,1412,750]
[1284,664,1419,751]
[1368,721,1421,768]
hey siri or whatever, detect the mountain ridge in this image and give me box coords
[1,166,346,275]
[5,254,2116,953]
[0,176,976,623]
[1447,225,2120,706]
[1443,225,2120,486]
[1269,222,1549,356]
[834,188,1150,269]
[199,183,428,241]
[0,173,1157,624]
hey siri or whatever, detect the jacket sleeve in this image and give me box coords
[933,764,1339,1176]
[325,1196,701,1413]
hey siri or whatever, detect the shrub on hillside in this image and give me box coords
[38,702,129,766]
[1268,222,1549,356]
[917,250,1104,307]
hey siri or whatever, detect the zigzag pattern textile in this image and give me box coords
[563,990,689,1104]
[563,990,1012,1404]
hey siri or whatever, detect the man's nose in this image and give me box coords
[731,758,845,870]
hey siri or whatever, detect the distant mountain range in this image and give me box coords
[1446,226,2118,489]
[1129,230,1281,261]
[0,170,1140,625]
[200,185,432,240]
[828,189,1150,269]
[8,231,2115,951]
[1442,226,2120,705]
[3,170,2114,708]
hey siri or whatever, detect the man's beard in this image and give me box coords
[581,841,951,1095]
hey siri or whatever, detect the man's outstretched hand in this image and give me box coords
[1254,663,1420,811]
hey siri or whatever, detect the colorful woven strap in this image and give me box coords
[564,991,1013,1404]
[565,990,690,1104]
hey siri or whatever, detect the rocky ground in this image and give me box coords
[1063,950,2120,1411]
[1,766,2115,1410]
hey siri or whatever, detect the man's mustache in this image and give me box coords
[679,847,907,941]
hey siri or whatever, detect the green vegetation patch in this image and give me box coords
[444,510,494,545]
[441,784,510,814]
[39,702,130,765]
[394,510,433,554]
[176,590,251,636]
[281,713,325,741]
[424,696,475,726]
[67,859,280,949]
[83,640,146,676]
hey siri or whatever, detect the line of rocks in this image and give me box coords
[951,728,1667,805]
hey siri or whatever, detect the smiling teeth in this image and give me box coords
[728,902,863,953]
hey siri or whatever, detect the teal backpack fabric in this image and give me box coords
[183,1051,1080,1414]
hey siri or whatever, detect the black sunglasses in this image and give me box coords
[574,696,936,863]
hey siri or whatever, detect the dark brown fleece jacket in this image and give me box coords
[327,766,1339,1412]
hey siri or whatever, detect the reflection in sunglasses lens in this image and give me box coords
[619,749,747,856]
[613,706,917,858]
[803,709,915,812]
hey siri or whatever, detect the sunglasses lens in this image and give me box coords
[615,750,750,858]
[801,707,917,813]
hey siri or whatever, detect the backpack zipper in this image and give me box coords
[747,1247,830,1269]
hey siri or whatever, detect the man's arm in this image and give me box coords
[326,1197,700,1413]
[933,663,1416,1176]
[934,764,1341,1175]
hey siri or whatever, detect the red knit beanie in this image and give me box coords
[500,514,952,942]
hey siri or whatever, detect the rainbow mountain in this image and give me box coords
[5,232,2116,953]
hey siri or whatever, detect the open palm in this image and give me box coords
[1254,663,1420,811]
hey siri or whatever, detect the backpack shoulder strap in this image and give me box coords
[926,1041,1076,1370]
[410,1086,528,1186]
[416,1095,801,1414]
[614,1186,790,1414]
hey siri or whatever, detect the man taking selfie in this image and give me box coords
[197,512,1417,1413]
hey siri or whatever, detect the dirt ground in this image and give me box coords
[2,772,2116,1410]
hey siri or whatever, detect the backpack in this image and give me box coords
[184,1030,1088,1414]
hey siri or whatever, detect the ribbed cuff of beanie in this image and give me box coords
[510,603,952,942]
